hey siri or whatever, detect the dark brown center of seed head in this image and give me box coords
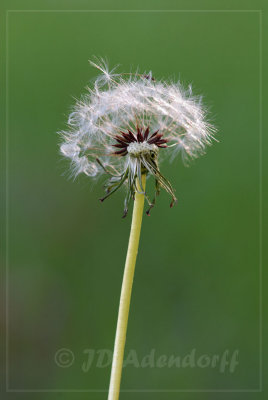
[112,126,168,156]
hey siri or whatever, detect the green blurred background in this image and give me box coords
[2,0,266,399]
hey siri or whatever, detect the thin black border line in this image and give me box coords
[6,389,262,393]
[5,8,9,393]
[6,9,261,13]
[258,9,263,393]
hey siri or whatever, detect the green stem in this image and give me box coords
[108,174,146,400]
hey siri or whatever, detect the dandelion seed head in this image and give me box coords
[59,58,216,215]
[127,142,158,157]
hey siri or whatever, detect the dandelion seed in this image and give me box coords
[60,59,216,216]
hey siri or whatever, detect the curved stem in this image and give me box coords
[108,174,146,400]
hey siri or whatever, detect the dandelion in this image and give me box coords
[59,58,216,400]
[60,58,215,217]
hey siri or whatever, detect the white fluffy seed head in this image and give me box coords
[59,58,216,178]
